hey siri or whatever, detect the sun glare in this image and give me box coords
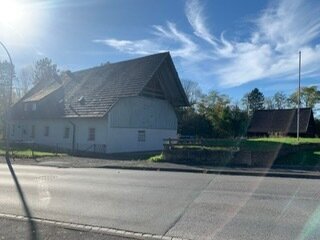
[0,0,24,26]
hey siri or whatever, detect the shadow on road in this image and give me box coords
[6,155,38,240]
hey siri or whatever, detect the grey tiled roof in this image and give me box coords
[12,52,188,119]
[64,52,168,117]
[23,79,65,102]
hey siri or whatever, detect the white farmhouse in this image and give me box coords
[10,52,189,153]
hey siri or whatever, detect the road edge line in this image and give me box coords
[0,212,191,240]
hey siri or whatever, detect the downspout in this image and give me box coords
[68,119,76,154]
[68,104,80,154]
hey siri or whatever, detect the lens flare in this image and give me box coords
[0,0,25,26]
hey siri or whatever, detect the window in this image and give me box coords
[31,125,35,138]
[78,96,85,105]
[138,130,146,142]
[32,103,37,111]
[24,103,28,111]
[88,128,95,141]
[44,126,49,137]
[64,127,70,139]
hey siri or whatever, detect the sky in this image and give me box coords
[0,0,320,103]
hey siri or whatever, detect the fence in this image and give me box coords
[163,137,244,150]
[74,143,107,154]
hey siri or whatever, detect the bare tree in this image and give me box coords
[265,97,275,109]
[33,57,59,85]
[241,93,250,115]
[273,91,287,109]
[15,65,34,99]
[181,79,203,105]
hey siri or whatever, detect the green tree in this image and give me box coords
[229,105,249,137]
[247,88,264,113]
[198,91,232,138]
[177,107,213,137]
[177,80,212,137]
[33,57,59,85]
[288,86,320,108]
[178,90,249,138]
[301,86,320,108]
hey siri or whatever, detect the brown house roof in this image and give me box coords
[247,108,314,134]
[12,52,189,119]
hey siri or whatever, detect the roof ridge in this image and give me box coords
[72,52,169,75]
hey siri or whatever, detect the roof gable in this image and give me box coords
[140,54,189,107]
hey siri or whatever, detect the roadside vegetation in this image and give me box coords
[151,137,320,167]
[165,137,320,151]
[179,80,320,139]
[0,143,61,158]
[148,153,164,162]
[279,150,320,166]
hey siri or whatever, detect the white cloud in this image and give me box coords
[94,0,320,88]
[215,0,320,87]
[185,0,217,46]
[152,22,199,58]
[94,21,207,61]
[93,39,161,55]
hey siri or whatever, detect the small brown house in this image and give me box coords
[247,108,316,137]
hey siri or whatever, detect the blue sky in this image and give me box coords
[0,0,320,102]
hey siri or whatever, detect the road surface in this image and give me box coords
[0,217,136,240]
[1,163,319,240]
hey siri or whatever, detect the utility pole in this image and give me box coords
[0,41,13,161]
[297,51,301,141]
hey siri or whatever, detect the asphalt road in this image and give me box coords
[0,163,320,240]
[0,217,136,240]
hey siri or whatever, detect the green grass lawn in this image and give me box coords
[148,153,164,162]
[249,137,320,145]
[242,137,320,152]
[0,145,61,158]
[0,149,58,158]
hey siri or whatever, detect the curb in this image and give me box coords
[96,165,320,179]
[3,160,320,180]
[0,212,191,240]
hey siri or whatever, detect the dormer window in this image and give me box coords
[78,96,85,105]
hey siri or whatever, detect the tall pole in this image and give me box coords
[0,41,13,160]
[297,51,301,140]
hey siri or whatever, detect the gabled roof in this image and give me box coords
[247,108,314,134]
[12,52,189,119]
